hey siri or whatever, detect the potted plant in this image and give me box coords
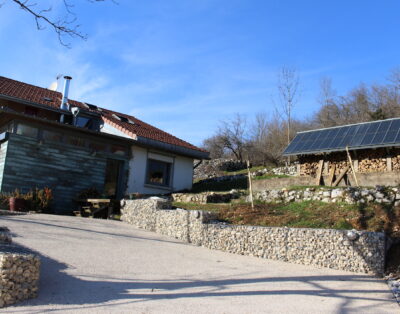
[9,189,26,212]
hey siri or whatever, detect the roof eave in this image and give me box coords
[283,142,400,156]
[0,94,68,115]
[0,110,135,144]
[136,136,210,160]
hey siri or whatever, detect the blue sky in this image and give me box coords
[1,1,400,146]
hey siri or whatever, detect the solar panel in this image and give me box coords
[329,126,349,149]
[383,119,400,143]
[370,120,392,145]
[317,128,339,150]
[359,122,380,146]
[339,125,357,147]
[283,118,400,156]
[284,132,305,154]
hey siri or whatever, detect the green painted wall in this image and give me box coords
[1,133,127,213]
[0,141,8,190]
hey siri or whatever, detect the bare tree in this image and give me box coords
[249,112,269,165]
[202,135,225,159]
[7,0,114,47]
[389,67,400,90]
[276,66,300,163]
[318,77,336,107]
[218,114,249,162]
[313,77,341,128]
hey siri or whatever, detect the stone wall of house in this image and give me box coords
[0,227,40,308]
[252,186,400,205]
[121,198,386,275]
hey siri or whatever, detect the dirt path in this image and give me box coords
[0,214,398,313]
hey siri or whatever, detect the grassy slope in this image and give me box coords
[172,200,400,235]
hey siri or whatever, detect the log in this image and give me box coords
[332,165,350,187]
[315,159,324,185]
[327,164,336,187]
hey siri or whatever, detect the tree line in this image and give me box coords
[202,67,400,166]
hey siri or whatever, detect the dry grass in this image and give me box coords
[173,200,400,235]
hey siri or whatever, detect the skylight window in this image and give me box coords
[112,114,135,125]
[83,103,96,110]
[43,97,53,102]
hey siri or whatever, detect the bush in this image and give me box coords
[191,177,248,193]
[1,188,53,212]
[76,187,101,200]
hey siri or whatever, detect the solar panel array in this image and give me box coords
[283,118,400,156]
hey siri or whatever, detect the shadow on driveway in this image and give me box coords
[3,247,394,314]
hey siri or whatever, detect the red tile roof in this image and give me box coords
[0,76,207,154]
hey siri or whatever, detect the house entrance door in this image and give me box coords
[104,159,123,199]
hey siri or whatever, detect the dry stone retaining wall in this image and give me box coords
[253,186,400,205]
[121,198,386,275]
[0,227,40,308]
[171,190,242,204]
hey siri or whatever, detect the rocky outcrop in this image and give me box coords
[194,158,298,180]
[251,165,298,177]
[194,159,246,180]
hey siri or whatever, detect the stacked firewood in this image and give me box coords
[324,152,347,175]
[299,155,322,177]
[358,158,386,172]
[300,161,319,177]
[357,149,387,173]
[391,148,400,171]
[299,148,399,177]
[330,160,349,175]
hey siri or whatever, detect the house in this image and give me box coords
[0,75,209,213]
[282,118,400,186]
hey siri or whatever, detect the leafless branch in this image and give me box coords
[9,0,115,48]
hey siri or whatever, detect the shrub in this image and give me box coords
[1,187,53,212]
[217,160,247,172]
[76,187,101,200]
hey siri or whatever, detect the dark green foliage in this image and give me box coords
[76,187,101,200]
[191,177,248,193]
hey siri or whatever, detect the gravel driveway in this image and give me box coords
[0,214,398,313]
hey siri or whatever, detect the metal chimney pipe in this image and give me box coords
[61,76,72,111]
[60,76,72,123]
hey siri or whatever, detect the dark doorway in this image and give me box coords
[104,159,123,199]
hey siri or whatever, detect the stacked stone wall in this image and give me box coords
[253,186,400,205]
[171,190,242,204]
[0,227,40,308]
[121,198,386,275]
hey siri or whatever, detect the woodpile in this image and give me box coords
[391,148,400,171]
[357,149,387,173]
[326,152,348,175]
[299,155,321,177]
[299,148,395,178]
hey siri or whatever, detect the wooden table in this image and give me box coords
[75,199,113,219]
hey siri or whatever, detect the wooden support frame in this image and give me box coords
[346,146,359,187]
[315,159,324,185]
[246,160,254,210]
[327,164,336,187]
[387,156,392,172]
[332,165,350,187]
